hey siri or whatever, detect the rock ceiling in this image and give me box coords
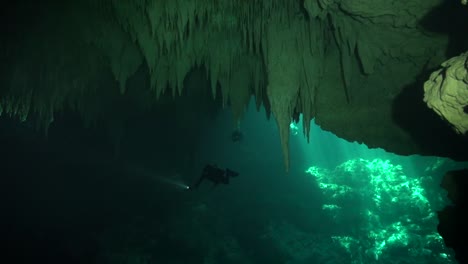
[0,0,467,169]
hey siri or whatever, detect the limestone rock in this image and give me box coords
[424,52,468,134]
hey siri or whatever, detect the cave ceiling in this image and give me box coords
[0,0,467,170]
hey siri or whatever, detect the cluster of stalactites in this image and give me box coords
[0,0,396,170]
[101,0,328,170]
[1,0,325,170]
[107,0,301,101]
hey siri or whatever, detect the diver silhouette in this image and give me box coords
[231,129,243,142]
[190,164,239,189]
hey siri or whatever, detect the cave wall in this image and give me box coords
[438,169,468,264]
[0,0,467,170]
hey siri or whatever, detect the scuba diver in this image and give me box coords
[231,129,243,142]
[190,164,239,189]
[231,122,243,143]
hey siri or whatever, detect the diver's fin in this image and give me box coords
[226,169,239,177]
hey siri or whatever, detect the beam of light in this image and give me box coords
[125,163,191,190]
[290,115,388,169]
[152,175,190,190]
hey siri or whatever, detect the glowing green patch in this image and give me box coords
[305,158,455,263]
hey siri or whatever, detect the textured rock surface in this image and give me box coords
[424,52,468,134]
[0,0,467,168]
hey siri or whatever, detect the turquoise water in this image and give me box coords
[169,101,466,264]
[1,101,466,264]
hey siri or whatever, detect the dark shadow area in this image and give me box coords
[0,111,202,264]
[392,68,468,161]
[419,0,468,58]
[0,116,118,264]
[0,65,219,263]
[438,169,468,264]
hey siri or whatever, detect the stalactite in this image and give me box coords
[229,56,255,123]
[265,17,303,172]
[297,18,327,140]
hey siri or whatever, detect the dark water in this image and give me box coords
[1,102,466,264]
